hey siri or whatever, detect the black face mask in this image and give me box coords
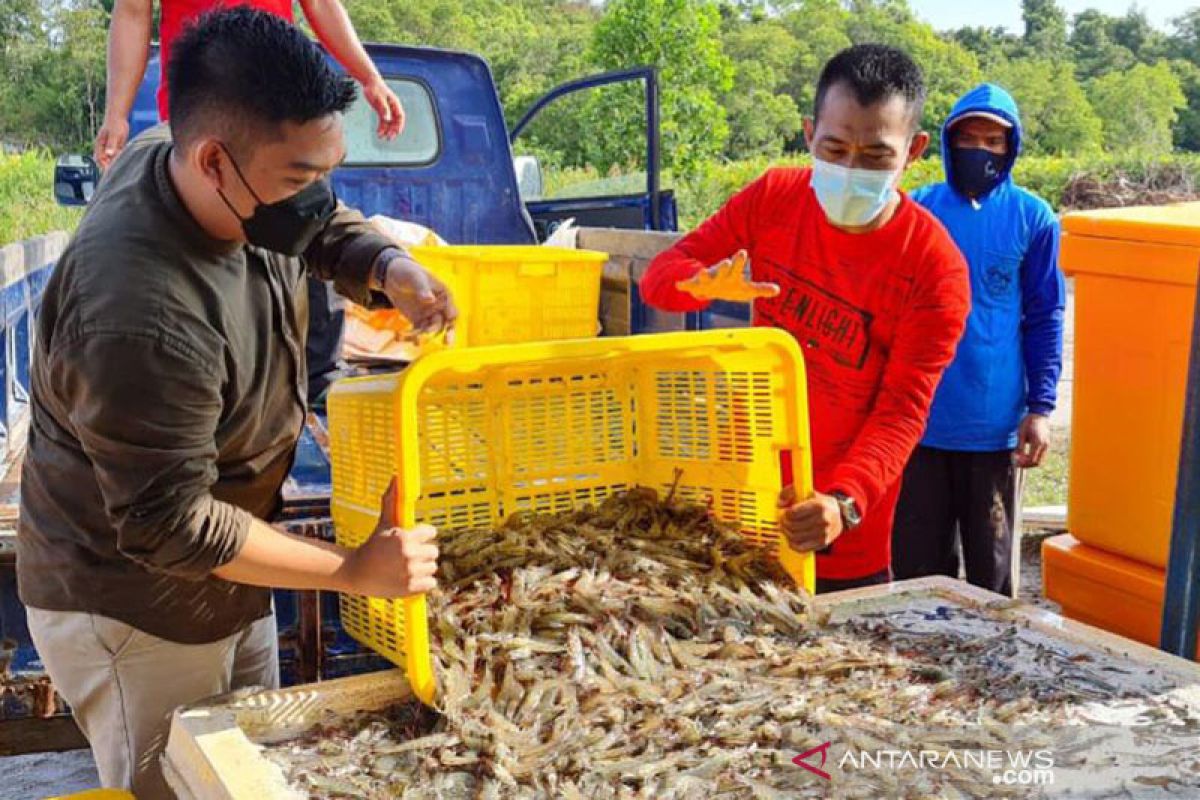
[216,144,337,256]
[950,147,1007,200]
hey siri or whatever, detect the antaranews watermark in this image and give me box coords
[790,725,1200,795]
[795,741,1054,785]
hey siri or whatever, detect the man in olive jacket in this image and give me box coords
[17,10,453,797]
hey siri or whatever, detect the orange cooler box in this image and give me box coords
[1061,203,1200,568]
[1042,533,1199,658]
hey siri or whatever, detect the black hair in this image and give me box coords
[814,44,926,129]
[168,7,357,152]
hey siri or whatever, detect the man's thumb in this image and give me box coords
[778,484,797,508]
[375,477,400,531]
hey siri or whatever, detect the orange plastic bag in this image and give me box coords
[341,217,448,362]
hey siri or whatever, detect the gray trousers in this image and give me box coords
[26,607,279,799]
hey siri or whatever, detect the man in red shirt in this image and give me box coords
[641,44,970,592]
[94,0,404,168]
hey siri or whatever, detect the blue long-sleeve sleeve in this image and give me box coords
[1021,216,1066,416]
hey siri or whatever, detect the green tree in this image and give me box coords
[5,0,1198,176]
[1088,62,1187,155]
[0,1,108,151]
[1110,9,1166,62]
[721,18,803,158]
[587,0,734,173]
[1070,10,1135,81]
[842,0,981,144]
[951,26,1020,72]
[1022,0,1068,57]
[1160,8,1200,151]
[778,0,852,119]
[0,0,41,43]
[1169,59,1200,151]
[989,58,1102,154]
[1168,8,1200,63]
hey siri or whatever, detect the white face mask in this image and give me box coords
[810,156,902,228]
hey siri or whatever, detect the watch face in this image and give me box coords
[837,495,861,527]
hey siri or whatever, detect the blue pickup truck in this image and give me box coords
[1,43,704,736]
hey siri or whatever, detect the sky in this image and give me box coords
[907,0,1195,33]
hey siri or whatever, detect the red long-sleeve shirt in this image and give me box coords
[642,167,970,579]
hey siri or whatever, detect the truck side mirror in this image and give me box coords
[513,155,544,201]
[54,154,100,207]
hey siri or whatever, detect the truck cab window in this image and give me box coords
[344,78,440,166]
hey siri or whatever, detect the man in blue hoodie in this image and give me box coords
[892,83,1066,596]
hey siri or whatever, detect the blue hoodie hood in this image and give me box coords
[941,83,1023,200]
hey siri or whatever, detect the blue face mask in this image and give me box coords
[810,157,901,228]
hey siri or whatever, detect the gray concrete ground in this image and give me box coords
[0,749,100,799]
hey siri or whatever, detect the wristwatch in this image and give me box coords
[831,492,862,531]
[370,247,402,292]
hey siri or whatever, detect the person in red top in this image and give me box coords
[642,44,970,592]
[94,0,404,168]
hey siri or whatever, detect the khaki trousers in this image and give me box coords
[26,607,279,800]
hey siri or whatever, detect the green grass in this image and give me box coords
[1023,435,1071,508]
[0,150,82,245]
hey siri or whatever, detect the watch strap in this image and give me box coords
[832,491,861,530]
[371,247,401,291]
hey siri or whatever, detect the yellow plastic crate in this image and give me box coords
[328,329,815,705]
[408,244,606,347]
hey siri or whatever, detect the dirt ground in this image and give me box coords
[1019,526,1063,613]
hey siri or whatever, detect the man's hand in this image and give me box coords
[675,250,780,302]
[342,479,438,597]
[1015,413,1051,469]
[94,116,130,169]
[380,252,458,343]
[361,76,405,140]
[778,486,844,552]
